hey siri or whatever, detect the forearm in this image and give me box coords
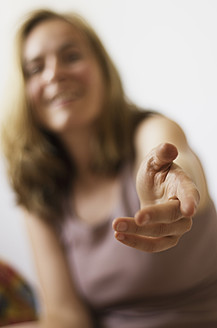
[37,305,94,328]
[23,212,94,328]
[2,311,94,328]
[1,320,81,328]
[40,316,93,328]
[46,312,93,328]
[1,321,39,328]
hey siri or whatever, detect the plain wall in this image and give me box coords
[0,0,216,287]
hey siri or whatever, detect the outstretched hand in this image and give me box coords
[113,143,200,252]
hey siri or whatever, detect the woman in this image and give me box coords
[1,8,217,328]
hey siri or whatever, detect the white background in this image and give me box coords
[0,0,216,287]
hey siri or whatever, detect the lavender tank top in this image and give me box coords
[60,164,217,328]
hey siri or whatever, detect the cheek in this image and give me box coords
[71,61,99,87]
[25,81,45,125]
[26,80,41,106]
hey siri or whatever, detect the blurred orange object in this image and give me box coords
[0,260,38,327]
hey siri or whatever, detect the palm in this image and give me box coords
[136,144,177,204]
[136,143,197,216]
[113,143,200,252]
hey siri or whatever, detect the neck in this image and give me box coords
[59,127,95,178]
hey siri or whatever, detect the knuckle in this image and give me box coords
[174,236,180,245]
[172,235,180,247]
[129,238,137,248]
[186,218,193,231]
[134,225,143,234]
[171,204,181,222]
[155,223,167,236]
[180,218,193,233]
[147,157,157,171]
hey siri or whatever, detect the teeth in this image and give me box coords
[51,92,79,106]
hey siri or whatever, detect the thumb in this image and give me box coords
[151,143,178,171]
[136,143,178,204]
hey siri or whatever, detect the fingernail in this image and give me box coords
[134,212,143,225]
[144,213,151,222]
[116,233,125,241]
[116,222,128,232]
[135,213,150,225]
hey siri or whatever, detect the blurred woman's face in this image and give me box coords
[23,19,105,135]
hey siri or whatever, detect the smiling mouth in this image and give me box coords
[50,92,81,108]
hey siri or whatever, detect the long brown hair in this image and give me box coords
[1,9,153,224]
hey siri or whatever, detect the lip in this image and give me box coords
[49,92,81,108]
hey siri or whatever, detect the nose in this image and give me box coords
[42,57,65,84]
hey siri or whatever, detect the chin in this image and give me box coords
[40,110,98,134]
[44,120,87,135]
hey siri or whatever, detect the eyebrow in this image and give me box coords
[58,41,79,52]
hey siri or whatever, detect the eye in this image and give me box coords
[63,51,81,63]
[24,63,43,78]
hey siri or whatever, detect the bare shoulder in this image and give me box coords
[22,208,59,242]
[22,209,61,259]
[134,114,189,161]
